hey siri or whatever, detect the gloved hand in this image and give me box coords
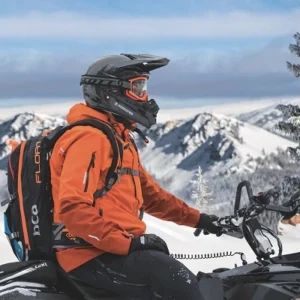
[196,213,223,236]
[129,234,170,255]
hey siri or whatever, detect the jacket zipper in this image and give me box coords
[84,152,96,192]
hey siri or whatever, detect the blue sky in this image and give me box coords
[0,0,299,107]
[1,0,297,16]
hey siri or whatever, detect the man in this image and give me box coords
[50,54,223,299]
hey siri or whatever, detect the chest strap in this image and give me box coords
[93,168,140,199]
[117,168,140,176]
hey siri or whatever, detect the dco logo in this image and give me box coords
[31,205,41,236]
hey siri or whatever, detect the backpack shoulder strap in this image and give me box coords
[46,118,123,200]
[129,134,139,153]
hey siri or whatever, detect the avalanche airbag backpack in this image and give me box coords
[3,118,123,262]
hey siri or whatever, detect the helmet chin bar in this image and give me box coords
[83,84,159,129]
[143,99,159,126]
[110,97,160,129]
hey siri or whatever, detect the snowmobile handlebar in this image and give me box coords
[195,181,300,238]
[234,181,281,213]
[194,180,300,261]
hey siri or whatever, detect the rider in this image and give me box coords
[50,54,223,300]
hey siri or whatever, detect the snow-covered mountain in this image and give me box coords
[0,112,66,170]
[0,111,297,201]
[0,113,66,201]
[237,104,289,139]
[137,112,297,197]
[237,98,300,140]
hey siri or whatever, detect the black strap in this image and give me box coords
[93,168,140,199]
[0,193,16,207]
[117,168,140,176]
[80,75,131,90]
[93,175,118,199]
[7,232,20,240]
[52,223,90,249]
[133,128,149,144]
[129,134,139,152]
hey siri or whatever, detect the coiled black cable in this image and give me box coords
[170,251,247,265]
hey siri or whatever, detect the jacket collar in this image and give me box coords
[66,102,131,140]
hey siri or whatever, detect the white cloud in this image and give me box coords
[0,9,300,40]
[0,36,297,99]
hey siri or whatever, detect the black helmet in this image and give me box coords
[80,53,170,128]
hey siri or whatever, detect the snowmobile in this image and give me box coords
[1,180,300,300]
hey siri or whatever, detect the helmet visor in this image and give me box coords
[126,76,148,101]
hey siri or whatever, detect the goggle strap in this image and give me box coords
[80,75,131,89]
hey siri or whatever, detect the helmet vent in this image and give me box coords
[120,53,136,60]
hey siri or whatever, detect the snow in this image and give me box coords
[0,171,8,206]
[216,113,296,157]
[138,112,297,196]
[277,221,300,237]
[234,119,295,159]
[0,281,46,297]
[158,97,300,123]
[0,287,37,297]
[237,98,300,138]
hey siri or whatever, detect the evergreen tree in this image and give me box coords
[271,35,300,230]
[276,104,300,161]
[287,33,300,77]
[190,166,212,211]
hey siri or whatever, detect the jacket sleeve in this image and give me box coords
[57,130,132,255]
[139,164,200,227]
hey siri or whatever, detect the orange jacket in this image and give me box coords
[50,103,200,272]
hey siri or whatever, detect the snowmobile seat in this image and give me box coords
[0,260,57,287]
[0,260,71,300]
[0,260,125,299]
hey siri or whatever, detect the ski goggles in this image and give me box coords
[125,76,148,102]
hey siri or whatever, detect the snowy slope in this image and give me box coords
[238,105,283,136]
[237,98,300,139]
[0,112,66,169]
[0,171,8,206]
[278,221,300,238]
[137,112,297,196]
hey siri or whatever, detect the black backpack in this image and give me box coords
[3,118,124,262]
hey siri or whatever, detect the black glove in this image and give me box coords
[129,234,170,255]
[196,214,223,236]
